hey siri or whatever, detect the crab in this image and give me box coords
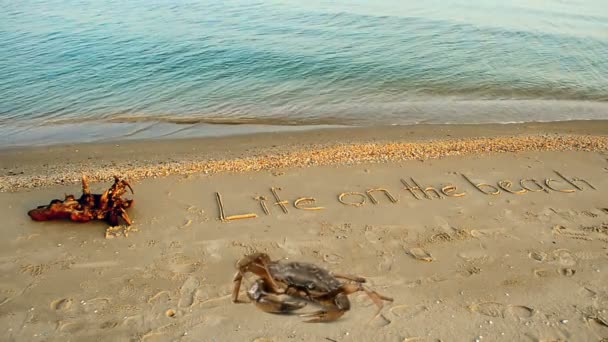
[28,175,134,226]
[232,253,393,322]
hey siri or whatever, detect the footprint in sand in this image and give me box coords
[407,248,433,262]
[574,250,604,261]
[508,305,535,319]
[100,321,119,329]
[529,251,547,262]
[468,302,506,318]
[457,249,490,262]
[322,253,343,265]
[58,321,85,333]
[552,225,593,241]
[20,264,49,277]
[148,290,171,305]
[533,269,555,278]
[469,302,535,319]
[376,255,394,272]
[389,304,428,318]
[551,249,577,267]
[163,253,203,275]
[457,261,483,277]
[170,262,200,274]
[559,268,576,277]
[582,210,599,218]
[82,297,111,314]
[178,276,199,308]
[50,298,72,311]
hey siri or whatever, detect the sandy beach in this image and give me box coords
[1,121,608,341]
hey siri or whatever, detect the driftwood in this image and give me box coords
[28,175,134,226]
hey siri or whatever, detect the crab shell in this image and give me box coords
[267,261,344,296]
[262,260,353,314]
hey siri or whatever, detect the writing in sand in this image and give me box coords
[215,170,596,222]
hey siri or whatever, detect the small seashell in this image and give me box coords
[165,309,176,318]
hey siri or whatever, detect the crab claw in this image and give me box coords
[299,310,346,323]
[247,279,307,314]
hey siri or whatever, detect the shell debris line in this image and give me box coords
[1,134,607,192]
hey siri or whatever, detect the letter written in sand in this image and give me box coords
[461,174,500,195]
[544,178,576,193]
[414,178,443,200]
[554,171,596,191]
[270,187,289,214]
[497,180,527,195]
[254,196,270,215]
[366,188,398,204]
[441,185,466,197]
[401,178,449,200]
[520,179,549,193]
[338,192,367,207]
[294,197,324,211]
[215,192,257,222]
[400,178,423,200]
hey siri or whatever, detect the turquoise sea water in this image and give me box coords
[1,0,607,146]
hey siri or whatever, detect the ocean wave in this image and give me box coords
[1,0,607,145]
[18,99,606,129]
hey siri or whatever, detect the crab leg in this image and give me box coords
[365,288,394,320]
[232,262,283,302]
[340,282,393,320]
[232,271,245,302]
[331,273,367,283]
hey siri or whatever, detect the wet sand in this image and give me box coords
[0,121,607,341]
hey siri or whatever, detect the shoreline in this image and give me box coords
[1,120,607,192]
[2,119,608,152]
[2,101,608,148]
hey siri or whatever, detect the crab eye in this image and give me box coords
[306,283,315,290]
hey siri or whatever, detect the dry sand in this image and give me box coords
[0,122,608,341]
